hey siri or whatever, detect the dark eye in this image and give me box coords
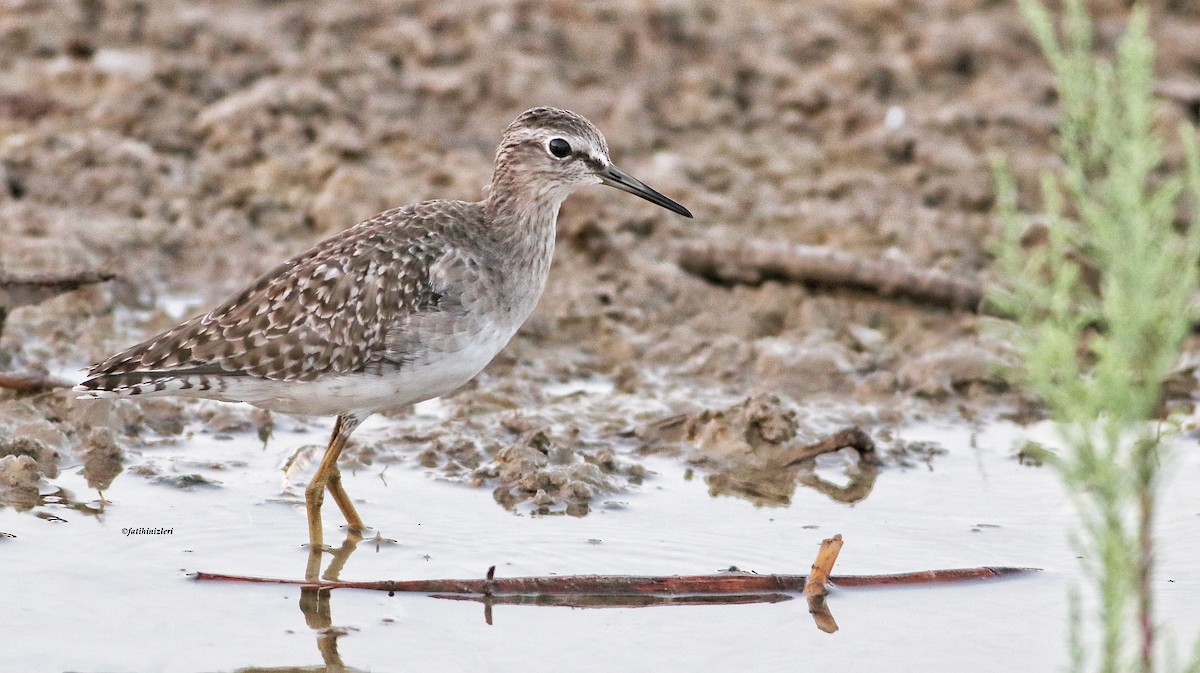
[548,138,571,158]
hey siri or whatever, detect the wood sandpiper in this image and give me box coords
[75,107,692,554]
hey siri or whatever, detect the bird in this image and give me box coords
[75,106,693,554]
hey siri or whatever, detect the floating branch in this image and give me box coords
[193,565,1036,596]
[207,535,1037,628]
[675,239,986,312]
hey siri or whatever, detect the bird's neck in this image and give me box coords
[484,170,563,252]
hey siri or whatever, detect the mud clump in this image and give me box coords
[79,427,124,492]
[0,455,42,510]
[137,399,187,437]
[0,1,1197,514]
[151,474,222,489]
[0,434,59,479]
[896,342,1011,398]
[481,428,645,516]
[684,394,800,466]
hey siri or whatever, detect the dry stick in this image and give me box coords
[0,269,116,338]
[705,427,879,507]
[675,240,988,313]
[193,565,1037,596]
[0,371,74,392]
[805,535,845,633]
[804,535,844,598]
[675,240,1200,336]
[782,427,878,467]
[0,270,116,309]
[0,270,115,389]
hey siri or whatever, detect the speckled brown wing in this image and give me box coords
[79,205,449,393]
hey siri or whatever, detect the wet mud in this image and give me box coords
[2,1,1200,511]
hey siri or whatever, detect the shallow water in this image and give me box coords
[2,413,1198,673]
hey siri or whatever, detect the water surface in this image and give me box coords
[3,415,1198,672]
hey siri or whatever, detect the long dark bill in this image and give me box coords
[597,164,693,218]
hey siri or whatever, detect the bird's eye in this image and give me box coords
[547,138,572,159]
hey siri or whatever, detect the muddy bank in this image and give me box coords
[2,1,1199,511]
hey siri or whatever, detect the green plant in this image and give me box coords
[990,1,1200,672]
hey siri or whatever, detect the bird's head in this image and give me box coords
[489,106,692,218]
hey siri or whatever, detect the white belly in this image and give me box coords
[218,326,515,416]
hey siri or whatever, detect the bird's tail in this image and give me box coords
[74,371,221,398]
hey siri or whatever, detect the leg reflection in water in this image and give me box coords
[299,529,365,673]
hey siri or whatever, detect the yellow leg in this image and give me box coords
[304,450,334,552]
[326,466,365,532]
[304,413,367,553]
